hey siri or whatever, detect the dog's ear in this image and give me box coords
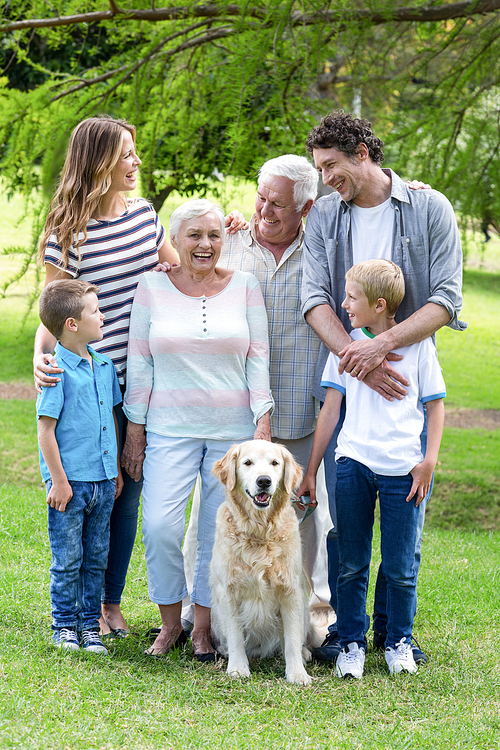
[282,446,303,494]
[212,444,239,491]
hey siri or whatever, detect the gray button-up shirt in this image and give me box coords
[301,169,466,400]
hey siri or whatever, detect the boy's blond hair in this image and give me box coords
[346,259,405,318]
[39,279,100,340]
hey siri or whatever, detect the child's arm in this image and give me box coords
[38,416,73,512]
[296,387,343,506]
[406,397,445,506]
[114,409,124,499]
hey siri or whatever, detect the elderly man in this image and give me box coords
[182,154,334,626]
[301,111,466,664]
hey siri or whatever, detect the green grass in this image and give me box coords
[0,482,499,750]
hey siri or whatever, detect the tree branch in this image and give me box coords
[2,0,500,34]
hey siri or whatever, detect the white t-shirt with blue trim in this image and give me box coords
[321,328,446,476]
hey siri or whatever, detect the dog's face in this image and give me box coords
[213,440,302,513]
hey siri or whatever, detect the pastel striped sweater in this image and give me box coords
[123,270,274,440]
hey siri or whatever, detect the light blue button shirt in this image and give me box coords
[37,342,122,482]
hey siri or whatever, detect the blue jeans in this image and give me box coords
[335,458,420,649]
[47,479,115,631]
[102,399,143,604]
[324,399,430,636]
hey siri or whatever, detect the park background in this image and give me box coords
[1,1,500,748]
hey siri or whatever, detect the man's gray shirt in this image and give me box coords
[301,169,466,400]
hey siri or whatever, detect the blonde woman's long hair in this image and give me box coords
[38,116,136,269]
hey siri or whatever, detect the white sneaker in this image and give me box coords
[385,639,418,675]
[335,642,365,679]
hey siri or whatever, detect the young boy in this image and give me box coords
[298,259,445,679]
[37,280,123,654]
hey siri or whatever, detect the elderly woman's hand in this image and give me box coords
[225,210,249,234]
[121,421,147,481]
[253,411,272,442]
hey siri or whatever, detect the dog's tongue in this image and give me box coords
[256,493,269,503]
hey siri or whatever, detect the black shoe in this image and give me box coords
[410,635,428,665]
[311,630,342,664]
[373,630,386,651]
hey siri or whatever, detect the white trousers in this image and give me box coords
[181,433,333,621]
[142,434,234,608]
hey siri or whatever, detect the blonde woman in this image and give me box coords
[34,116,245,638]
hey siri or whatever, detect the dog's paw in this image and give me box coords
[302,646,312,663]
[286,669,312,686]
[227,662,251,679]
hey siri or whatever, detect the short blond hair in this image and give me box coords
[39,279,100,340]
[346,259,405,318]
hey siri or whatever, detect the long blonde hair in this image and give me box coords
[38,116,136,269]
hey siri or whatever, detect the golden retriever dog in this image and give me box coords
[211,440,320,686]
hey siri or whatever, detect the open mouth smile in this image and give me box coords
[246,489,271,508]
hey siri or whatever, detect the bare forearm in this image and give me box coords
[305,304,351,356]
[423,398,445,467]
[34,323,57,360]
[376,303,450,355]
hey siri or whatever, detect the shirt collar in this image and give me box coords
[55,341,106,369]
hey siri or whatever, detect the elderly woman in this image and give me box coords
[122,199,273,659]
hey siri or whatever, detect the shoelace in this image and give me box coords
[60,628,78,641]
[82,631,102,645]
[393,639,413,658]
[343,647,362,663]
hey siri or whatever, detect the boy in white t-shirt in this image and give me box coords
[298,259,445,679]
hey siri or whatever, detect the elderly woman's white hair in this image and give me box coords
[258,155,318,211]
[169,199,225,242]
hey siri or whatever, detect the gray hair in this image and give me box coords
[258,155,318,211]
[169,199,225,241]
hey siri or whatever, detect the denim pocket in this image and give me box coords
[336,455,350,464]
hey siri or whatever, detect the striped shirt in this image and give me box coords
[123,270,274,441]
[219,218,320,439]
[44,199,165,384]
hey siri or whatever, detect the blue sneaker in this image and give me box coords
[53,627,80,651]
[311,630,342,664]
[81,630,108,655]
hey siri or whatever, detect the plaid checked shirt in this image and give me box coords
[219,217,320,440]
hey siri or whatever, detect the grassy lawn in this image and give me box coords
[0,185,499,748]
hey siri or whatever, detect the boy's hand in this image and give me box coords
[47,479,73,512]
[296,475,317,509]
[407,459,434,506]
[115,467,124,499]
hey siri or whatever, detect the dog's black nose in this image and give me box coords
[256,475,272,490]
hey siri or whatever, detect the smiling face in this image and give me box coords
[313,145,368,204]
[341,280,379,330]
[108,130,142,194]
[172,211,224,275]
[254,174,306,248]
[74,292,105,343]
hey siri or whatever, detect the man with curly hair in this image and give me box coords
[301,111,466,666]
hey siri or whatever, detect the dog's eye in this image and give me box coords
[271,460,279,466]
[243,459,253,466]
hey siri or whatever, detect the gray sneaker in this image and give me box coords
[335,642,365,679]
[53,627,80,651]
[82,630,109,655]
[385,639,417,675]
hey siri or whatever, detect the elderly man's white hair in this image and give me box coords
[258,155,318,211]
[169,198,225,241]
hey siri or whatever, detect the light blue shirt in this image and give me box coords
[37,342,122,482]
[301,169,467,400]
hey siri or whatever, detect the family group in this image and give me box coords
[35,111,465,679]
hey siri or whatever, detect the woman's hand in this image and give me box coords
[121,421,147,481]
[34,352,64,394]
[253,411,271,442]
[225,211,249,235]
[152,261,179,274]
[115,467,124,499]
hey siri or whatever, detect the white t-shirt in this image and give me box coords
[351,198,393,264]
[321,328,446,476]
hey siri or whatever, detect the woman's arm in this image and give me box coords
[244,277,275,430]
[33,264,73,392]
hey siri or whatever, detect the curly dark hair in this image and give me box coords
[306,111,384,166]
